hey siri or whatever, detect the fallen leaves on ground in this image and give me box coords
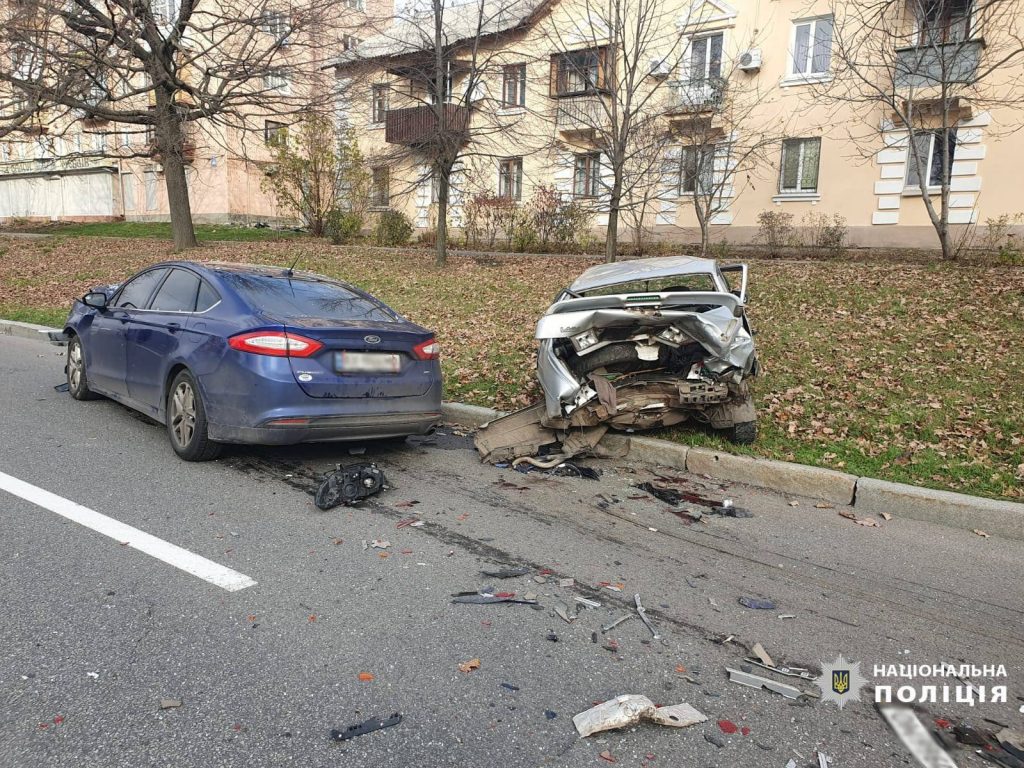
[458,658,481,673]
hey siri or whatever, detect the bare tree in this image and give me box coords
[819,0,1024,260]
[336,0,546,266]
[0,0,350,249]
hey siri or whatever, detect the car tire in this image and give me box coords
[66,335,100,401]
[166,370,222,461]
[729,421,757,445]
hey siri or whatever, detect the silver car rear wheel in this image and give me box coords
[170,381,197,449]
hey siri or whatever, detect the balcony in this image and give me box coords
[665,78,725,114]
[555,96,607,135]
[384,103,469,146]
[894,39,984,89]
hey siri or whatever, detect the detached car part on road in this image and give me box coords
[61,261,442,461]
[476,256,758,464]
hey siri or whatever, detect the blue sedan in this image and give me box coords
[62,261,443,460]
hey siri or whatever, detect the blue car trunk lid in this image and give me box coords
[284,321,435,399]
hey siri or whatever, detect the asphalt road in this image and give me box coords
[1,334,1022,768]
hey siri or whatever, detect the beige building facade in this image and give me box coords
[0,0,388,226]
[336,0,1022,249]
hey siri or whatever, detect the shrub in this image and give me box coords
[756,210,795,257]
[463,192,516,248]
[324,209,363,245]
[802,211,847,256]
[374,210,413,247]
[979,213,1023,263]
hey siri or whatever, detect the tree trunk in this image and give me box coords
[606,182,622,263]
[435,169,448,267]
[699,219,711,257]
[153,86,198,251]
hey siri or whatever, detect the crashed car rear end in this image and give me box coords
[476,256,758,465]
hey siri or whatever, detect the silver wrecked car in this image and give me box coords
[475,256,758,466]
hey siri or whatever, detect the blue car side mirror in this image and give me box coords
[83,292,109,309]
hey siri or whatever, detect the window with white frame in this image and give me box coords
[151,0,180,23]
[264,120,288,147]
[679,145,715,195]
[371,84,388,123]
[790,17,832,77]
[502,64,527,107]
[263,70,289,92]
[263,11,290,40]
[343,0,365,10]
[498,157,523,200]
[342,35,362,51]
[905,129,957,188]
[687,33,723,85]
[573,152,601,198]
[779,137,821,193]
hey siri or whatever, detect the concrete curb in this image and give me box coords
[0,318,59,342]
[6,319,1021,539]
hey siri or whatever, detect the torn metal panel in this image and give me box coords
[473,403,556,464]
[726,667,805,699]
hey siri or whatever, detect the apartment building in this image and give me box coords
[335,0,1020,249]
[0,0,389,225]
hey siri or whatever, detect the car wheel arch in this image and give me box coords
[162,363,192,419]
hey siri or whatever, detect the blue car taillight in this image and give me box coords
[228,331,324,358]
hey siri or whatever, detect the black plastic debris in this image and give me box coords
[738,597,777,610]
[545,710,558,720]
[514,461,600,480]
[500,683,520,692]
[546,631,559,642]
[636,482,683,505]
[451,587,539,606]
[710,502,753,518]
[329,713,402,741]
[54,382,70,392]
[314,463,387,510]
[481,566,530,579]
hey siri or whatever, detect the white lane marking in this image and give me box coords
[0,470,256,592]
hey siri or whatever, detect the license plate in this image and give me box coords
[335,351,401,374]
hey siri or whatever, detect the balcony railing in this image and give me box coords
[666,78,726,113]
[894,39,983,89]
[385,103,469,146]
[555,96,607,133]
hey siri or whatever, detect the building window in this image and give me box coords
[779,137,821,193]
[343,0,365,9]
[263,12,290,40]
[679,146,715,195]
[552,47,607,96]
[918,0,972,44]
[573,152,601,198]
[687,33,723,85]
[151,0,180,21]
[263,71,289,91]
[791,17,833,76]
[371,85,388,123]
[342,34,362,51]
[264,120,288,147]
[502,64,527,107]
[906,129,957,188]
[371,166,389,207]
[498,157,523,200]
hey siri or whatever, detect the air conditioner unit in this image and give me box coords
[649,58,671,77]
[738,48,762,71]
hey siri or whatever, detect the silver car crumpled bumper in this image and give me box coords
[475,287,758,466]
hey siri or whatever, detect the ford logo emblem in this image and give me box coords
[364,335,381,344]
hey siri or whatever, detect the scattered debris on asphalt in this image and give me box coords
[751,642,775,668]
[709,499,754,518]
[738,596,776,610]
[817,752,832,768]
[458,658,481,673]
[634,594,661,641]
[704,732,725,748]
[500,682,520,692]
[314,463,387,510]
[159,698,182,710]
[546,631,559,642]
[636,482,684,506]
[743,659,813,679]
[329,713,402,742]
[880,511,893,521]
[573,694,707,737]
[53,382,69,392]
[726,667,804,699]
[973,529,991,538]
[481,566,530,579]
[371,539,391,549]
[601,614,633,633]
[358,672,374,682]
[599,749,616,762]
[574,596,601,609]
[545,710,558,720]
[839,510,881,527]
[451,587,539,606]
[514,460,601,480]
[554,602,576,624]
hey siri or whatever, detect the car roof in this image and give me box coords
[152,261,332,282]
[568,256,720,293]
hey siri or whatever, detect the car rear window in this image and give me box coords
[580,274,718,297]
[221,273,397,323]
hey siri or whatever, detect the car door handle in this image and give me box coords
[168,322,181,333]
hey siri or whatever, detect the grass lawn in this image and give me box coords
[1,235,1021,501]
[12,221,305,242]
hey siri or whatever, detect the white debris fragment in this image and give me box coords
[573,694,706,738]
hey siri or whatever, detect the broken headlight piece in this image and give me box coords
[571,329,600,352]
[314,462,387,510]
